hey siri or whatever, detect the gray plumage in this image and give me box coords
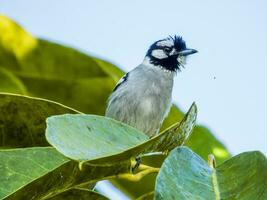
[106,61,174,137]
[105,36,197,137]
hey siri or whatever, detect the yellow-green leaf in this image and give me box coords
[0,147,130,200]
[0,93,79,148]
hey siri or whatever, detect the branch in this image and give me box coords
[115,167,160,182]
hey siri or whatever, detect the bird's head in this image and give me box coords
[145,35,197,72]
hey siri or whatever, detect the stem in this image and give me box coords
[138,163,153,171]
[116,167,160,182]
[208,154,216,169]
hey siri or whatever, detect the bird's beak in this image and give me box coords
[178,48,198,56]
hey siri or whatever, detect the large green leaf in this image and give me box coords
[0,15,107,79]
[0,147,68,199]
[46,114,149,161]
[0,93,79,148]
[0,15,118,115]
[20,76,114,114]
[45,103,196,164]
[0,147,130,200]
[155,147,267,200]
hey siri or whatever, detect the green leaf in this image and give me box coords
[0,93,79,148]
[0,15,38,61]
[46,114,149,161]
[0,147,131,199]
[0,68,27,94]
[92,57,124,80]
[0,15,119,115]
[0,16,107,79]
[155,147,267,200]
[0,147,68,199]
[45,103,197,164]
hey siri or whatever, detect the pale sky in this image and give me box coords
[1,0,267,156]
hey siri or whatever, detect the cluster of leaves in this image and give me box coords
[0,15,266,200]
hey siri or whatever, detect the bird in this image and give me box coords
[105,35,197,137]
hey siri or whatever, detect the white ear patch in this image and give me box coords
[151,49,168,59]
[156,39,173,47]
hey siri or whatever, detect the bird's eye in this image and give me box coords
[163,47,172,54]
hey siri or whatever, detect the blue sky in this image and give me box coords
[1,0,267,156]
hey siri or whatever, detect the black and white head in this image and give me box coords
[145,35,197,72]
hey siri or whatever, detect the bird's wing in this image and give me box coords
[112,72,129,92]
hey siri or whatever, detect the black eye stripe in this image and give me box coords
[153,46,172,52]
[163,47,172,53]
